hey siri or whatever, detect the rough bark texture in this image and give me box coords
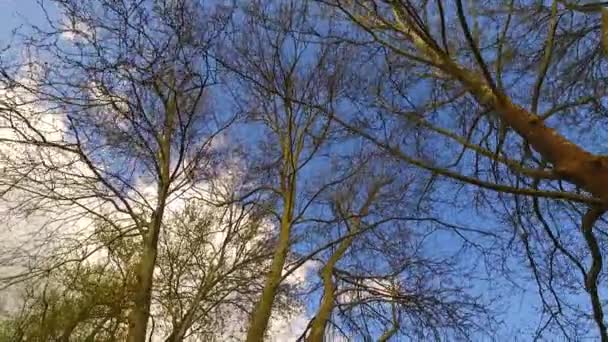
[387,6,608,205]
[459,75,608,204]
[126,233,159,341]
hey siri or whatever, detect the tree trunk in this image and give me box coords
[307,234,354,342]
[126,219,162,342]
[307,182,382,342]
[245,193,294,342]
[387,5,608,204]
[126,185,169,342]
[127,90,175,342]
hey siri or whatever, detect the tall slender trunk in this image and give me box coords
[126,88,174,341]
[245,185,295,342]
[307,182,384,342]
[307,233,355,342]
[126,194,167,342]
[245,92,302,341]
[125,235,158,342]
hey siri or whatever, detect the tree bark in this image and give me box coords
[306,235,353,342]
[126,205,165,342]
[384,4,608,204]
[126,92,174,342]
[245,186,295,342]
[582,207,608,341]
[307,182,384,342]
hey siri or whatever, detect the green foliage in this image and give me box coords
[1,264,129,342]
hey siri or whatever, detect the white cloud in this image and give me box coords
[268,311,309,342]
[0,65,320,342]
[59,19,93,42]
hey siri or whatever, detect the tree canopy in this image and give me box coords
[1,0,608,341]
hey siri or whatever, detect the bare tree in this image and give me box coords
[306,174,393,342]
[3,0,605,340]
[218,1,350,339]
[155,195,287,342]
[0,1,233,340]
[315,0,608,339]
[219,1,502,340]
[299,153,494,341]
[0,255,131,341]
[0,187,286,342]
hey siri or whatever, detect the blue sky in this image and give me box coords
[0,0,45,41]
